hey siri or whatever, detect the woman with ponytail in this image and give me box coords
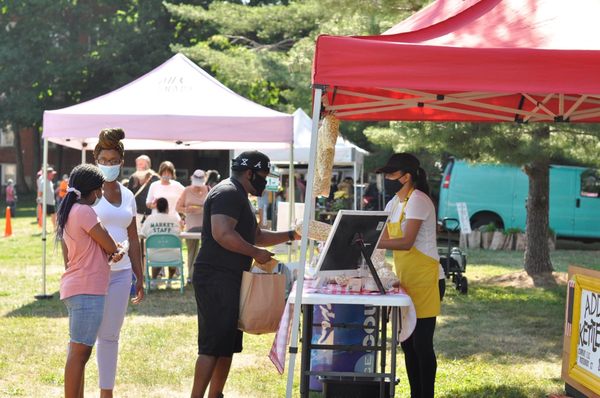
[376,153,442,398]
[92,128,144,397]
[57,164,125,398]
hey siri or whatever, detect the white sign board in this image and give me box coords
[577,289,600,376]
[276,202,305,232]
[456,202,472,234]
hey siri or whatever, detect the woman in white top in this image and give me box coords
[93,128,144,398]
[377,153,439,398]
[145,160,185,219]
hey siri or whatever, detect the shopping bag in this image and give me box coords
[238,271,286,334]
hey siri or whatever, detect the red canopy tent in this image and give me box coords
[312,0,600,123]
[286,0,600,396]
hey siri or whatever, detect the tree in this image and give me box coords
[366,121,600,275]
[165,0,427,148]
[0,0,207,190]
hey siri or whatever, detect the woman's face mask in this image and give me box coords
[385,171,405,192]
[161,174,172,182]
[192,178,205,187]
[98,164,121,182]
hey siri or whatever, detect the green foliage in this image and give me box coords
[167,0,430,144]
[483,222,498,233]
[366,121,600,168]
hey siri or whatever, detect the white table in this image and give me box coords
[180,231,202,240]
[288,288,412,398]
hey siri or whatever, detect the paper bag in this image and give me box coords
[238,271,286,334]
[252,258,279,273]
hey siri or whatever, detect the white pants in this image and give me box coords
[96,268,132,390]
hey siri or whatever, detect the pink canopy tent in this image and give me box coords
[36,53,293,299]
[286,0,600,396]
[43,53,292,150]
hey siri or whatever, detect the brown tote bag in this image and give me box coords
[238,271,286,334]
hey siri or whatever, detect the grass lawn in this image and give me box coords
[1,200,599,397]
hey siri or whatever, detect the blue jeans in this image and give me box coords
[63,294,106,346]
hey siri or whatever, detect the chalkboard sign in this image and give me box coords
[562,266,600,398]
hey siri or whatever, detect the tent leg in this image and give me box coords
[353,160,358,210]
[35,138,52,300]
[288,143,295,263]
[81,147,86,164]
[286,89,322,398]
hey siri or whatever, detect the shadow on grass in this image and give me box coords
[5,285,198,318]
[436,283,565,363]
[4,291,67,318]
[129,285,197,317]
[441,384,548,398]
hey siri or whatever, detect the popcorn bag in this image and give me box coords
[312,115,340,198]
[295,219,332,242]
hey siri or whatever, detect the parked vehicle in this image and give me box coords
[438,159,600,239]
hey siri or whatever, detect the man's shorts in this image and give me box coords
[193,277,243,357]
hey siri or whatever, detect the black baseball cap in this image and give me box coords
[375,153,420,174]
[231,151,275,175]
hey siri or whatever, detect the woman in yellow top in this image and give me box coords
[377,153,440,398]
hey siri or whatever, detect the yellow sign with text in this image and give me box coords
[563,266,600,398]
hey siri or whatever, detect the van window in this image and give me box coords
[581,169,600,198]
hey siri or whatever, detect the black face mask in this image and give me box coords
[250,171,267,196]
[386,179,403,193]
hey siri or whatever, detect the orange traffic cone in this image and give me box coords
[37,203,43,228]
[4,206,12,237]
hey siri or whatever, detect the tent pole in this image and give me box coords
[81,145,86,164]
[286,88,322,398]
[288,142,295,263]
[35,138,52,300]
[353,158,358,210]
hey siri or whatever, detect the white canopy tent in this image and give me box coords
[36,53,293,298]
[235,108,369,209]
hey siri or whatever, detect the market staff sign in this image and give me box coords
[563,266,600,398]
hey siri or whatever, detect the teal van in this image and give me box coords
[438,159,600,239]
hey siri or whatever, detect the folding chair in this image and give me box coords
[145,234,185,294]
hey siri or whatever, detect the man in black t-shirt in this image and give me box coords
[191,151,300,398]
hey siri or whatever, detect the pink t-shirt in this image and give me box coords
[60,204,110,300]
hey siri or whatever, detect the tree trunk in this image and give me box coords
[13,125,31,193]
[523,127,553,275]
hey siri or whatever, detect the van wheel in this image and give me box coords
[471,213,504,230]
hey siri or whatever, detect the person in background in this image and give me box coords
[93,128,144,398]
[141,197,181,288]
[190,151,300,398]
[56,174,69,209]
[145,161,185,219]
[295,173,306,203]
[376,153,440,398]
[205,170,221,190]
[56,164,124,398]
[5,178,16,217]
[38,167,58,230]
[176,169,209,284]
[128,154,159,230]
[257,189,270,227]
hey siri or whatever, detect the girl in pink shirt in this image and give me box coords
[57,164,124,398]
